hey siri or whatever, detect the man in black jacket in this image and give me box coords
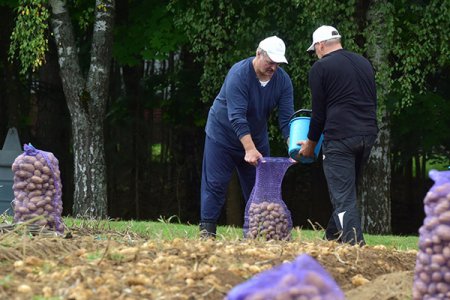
[298,25,378,246]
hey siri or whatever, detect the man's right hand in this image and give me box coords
[240,134,262,166]
[244,148,263,166]
[298,139,317,158]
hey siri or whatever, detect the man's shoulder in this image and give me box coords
[228,57,252,77]
[230,57,252,70]
[337,49,371,63]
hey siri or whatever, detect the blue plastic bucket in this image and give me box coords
[288,109,324,163]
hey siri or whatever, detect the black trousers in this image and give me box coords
[322,135,377,245]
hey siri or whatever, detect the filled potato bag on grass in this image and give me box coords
[11,143,64,234]
[413,170,450,299]
[225,254,345,300]
[243,157,294,241]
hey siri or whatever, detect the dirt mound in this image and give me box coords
[0,228,417,299]
[346,271,414,300]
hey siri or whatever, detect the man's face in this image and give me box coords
[314,41,326,59]
[257,51,279,78]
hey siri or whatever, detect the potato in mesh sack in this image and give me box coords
[243,157,293,241]
[225,254,345,300]
[413,170,450,300]
[11,143,64,234]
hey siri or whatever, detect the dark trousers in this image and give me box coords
[322,135,376,245]
[200,135,269,223]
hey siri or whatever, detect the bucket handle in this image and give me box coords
[289,108,312,121]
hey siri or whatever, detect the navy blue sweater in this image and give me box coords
[308,49,378,142]
[206,57,294,150]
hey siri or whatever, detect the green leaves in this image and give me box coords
[389,0,450,106]
[8,0,50,74]
[113,1,187,66]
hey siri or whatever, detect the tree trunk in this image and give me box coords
[49,0,115,218]
[359,114,391,234]
[359,0,393,234]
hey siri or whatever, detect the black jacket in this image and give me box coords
[308,49,378,141]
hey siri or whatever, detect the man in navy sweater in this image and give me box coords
[299,25,378,245]
[200,36,294,237]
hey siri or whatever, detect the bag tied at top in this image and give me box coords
[243,157,294,240]
[11,143,64,234]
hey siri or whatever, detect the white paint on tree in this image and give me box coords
[49,0,67,15]
[94,21,107,32]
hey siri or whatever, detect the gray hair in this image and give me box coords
[256,47,267,56]
[324,38,341,45]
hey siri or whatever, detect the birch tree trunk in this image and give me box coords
[49,0,114,218]
[358,0,393,234]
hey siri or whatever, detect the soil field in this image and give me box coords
[0,226,418,300]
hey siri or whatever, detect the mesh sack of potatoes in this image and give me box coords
[413,170,450,299]
[11,143,64,234]
[243,157,293,241]
[226,254,345,300]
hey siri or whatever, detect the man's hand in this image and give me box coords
[244,148,263,166]
[297,139,317,159]
[240,134,263,166]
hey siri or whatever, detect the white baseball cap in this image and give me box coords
[306,25,342,52]
[258,36,288,64]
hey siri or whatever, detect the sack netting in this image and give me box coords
[11,143,64,234]
[413,170,450,299]
[243,157,293,240]
[225,253,345,300]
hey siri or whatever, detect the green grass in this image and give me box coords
[62,217,419,251]
[365,234,419,250]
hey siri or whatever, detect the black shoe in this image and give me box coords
[199,222,216,239]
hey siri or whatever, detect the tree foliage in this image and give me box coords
[114,0,186,65]
[389,0,450,108]
[8,0,50,73]
[169,0,361,106]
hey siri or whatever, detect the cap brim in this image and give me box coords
[267,53,288,64]
[306,43,315,52]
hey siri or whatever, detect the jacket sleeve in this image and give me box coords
[308,64,326,142]
[226,71,251,139]
[277,74,294,140]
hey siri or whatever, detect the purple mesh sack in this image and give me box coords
[413,170,450,299]
[225,254,345,300]
[11,144,64,234]
[243,157,293,240]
